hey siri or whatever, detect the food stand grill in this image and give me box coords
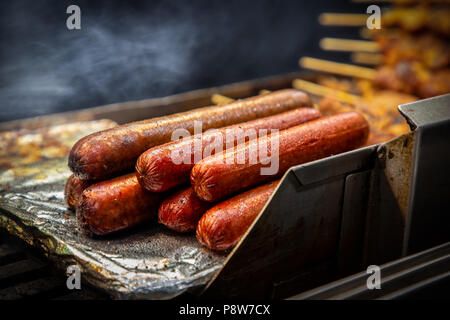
[0,72,449,299]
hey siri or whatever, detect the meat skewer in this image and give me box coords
[292,78,416,145]
[299,57,450,98]
[322,33,450,70]
[319,7,450,36]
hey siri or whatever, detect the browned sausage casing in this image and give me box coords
[77,173,163,236]
[191,112,369,202]
[158,187,213,233]
[69,89,312,180]
[136,108,321,192]
[196,180,280,251]
[64,174,94,211]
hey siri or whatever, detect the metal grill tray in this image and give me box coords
[0,119,226,299]
[3,72,446,299]
[0,72,309,299]
[0,71,387,299]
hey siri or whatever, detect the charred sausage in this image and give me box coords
[196,180,280,251]
[69,90,312,180]
[77,173,163,236]
[158,187,213,233]
[64,174,94,211]
[191,112,369,202]
[136,108,321,192]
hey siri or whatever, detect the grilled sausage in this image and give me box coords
[69,90,312,180]
[64,174,94,211]
[158,187,213,233]
[192,112,369,202]
[196,180,279,251]
[136,108,321,192]
[77,173,163,236]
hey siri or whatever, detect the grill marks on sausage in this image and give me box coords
[196,180,280,251]
[191,112,370,202]
[76,173,164,236]
[64,174,94,211]
[135,108,321,193]
[158,187,213,233]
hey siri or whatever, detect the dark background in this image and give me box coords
[0,0,369,123]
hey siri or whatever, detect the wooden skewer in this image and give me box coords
[211,90,271,105]
[351,52,383,65]
[360,27,413,40]
[299,57,377,81]
[359,28,374,40]
[320,38,380,53]
[211,94,235,105]
[292,79,361,104]
[318,13,367,27]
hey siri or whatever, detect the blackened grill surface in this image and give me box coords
[0,229,106,300]
[0,119,226,299]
